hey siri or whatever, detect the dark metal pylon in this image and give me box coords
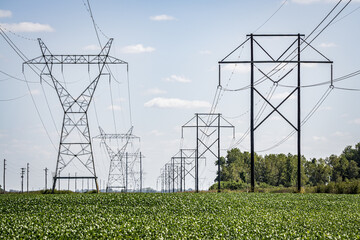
[219,33,333,192]
[182,113,235,192]
[24,38,127,193]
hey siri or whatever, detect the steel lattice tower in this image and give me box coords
[24,38,127,193]
[94,127,140,192]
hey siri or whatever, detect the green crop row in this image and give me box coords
[0,193,359,239]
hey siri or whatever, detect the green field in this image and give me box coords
[0,193,359,239]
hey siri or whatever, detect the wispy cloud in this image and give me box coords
[313,136,327,141]
[83,44,101,51]
[319,42,336,48]
[272,92,296,100]
[0,10,12,18]
[350,118,360,125]
[333,131,349,137]
[165,75,191,83]
[30,89,41,95]
[199,50,212,55]
[146,88,167,95]
[303,63,318,68]
[0,22,54,32]
[292,0,330,4]
[291,0,360,4]
[121,44,155,54]
[149,130,164,136]
[222,64,250,73]
[107,105,121,111]
[144,97,211,109]
[150,14,176,21]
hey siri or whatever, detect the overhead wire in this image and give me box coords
[222,0,346,93]
[258,86,333,152]
[0,93,28,102]
[252,0,288,33]
[227,0,351,150]
[0,27,58,151]
[0,69,38,83]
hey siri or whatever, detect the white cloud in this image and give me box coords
[116,97,126,102]
[144,97,211,109]
[30,89,41,95]
[222,64,250,73]
[165,75,191,83]
[272,91,296,100]
[107,105,121,111]
[292,0,360,4]
[333,131,349,137]
[146,88,167,95]
[303,63,318,68]
[83,44,101,51]
[149,130,164,136]
[121,44,155,54]
[319,42,336,48]
[320,106,332,111]
[199,50,212,55]
[270,116,282,121]
[150,14,176,21]
[350,118,360,125]
[313,136,327,141]
[0,22,54,32]
[0,10,12,18]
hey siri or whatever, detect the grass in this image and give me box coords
[0,192,359,239]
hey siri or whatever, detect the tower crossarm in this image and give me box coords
[24,55,127,65]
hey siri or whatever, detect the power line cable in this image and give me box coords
[253,0,288,33]
[0,28,59,151]
[258,86,333,152]
[0,70,38,83]
[0,93,28,102]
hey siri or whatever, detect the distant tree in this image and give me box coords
[342,143,360,168]
[346,160,359,179]
[329,155,349,182]
[213,142,360,191]
[305,158,331,186]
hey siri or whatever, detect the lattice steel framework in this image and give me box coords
[219,33,333,192]
[182,113,235,192]
[24,38,127,193]
[94,127,140,192]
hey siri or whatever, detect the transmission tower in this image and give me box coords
[24,38,127,193]
[219,33,333,192]
[94,126,141,192]
[182,113,235,192]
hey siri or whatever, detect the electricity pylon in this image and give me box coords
[182,113,235,192]
[94,127,140,192]
[219,33,333,192]
[24,38,127,193]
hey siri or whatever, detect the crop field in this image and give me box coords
[0,193,359,239]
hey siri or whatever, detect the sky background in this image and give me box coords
[0,0,360,191]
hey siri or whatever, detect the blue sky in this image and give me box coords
[1,0,360,191]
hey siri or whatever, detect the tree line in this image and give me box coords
[212,142,360,189]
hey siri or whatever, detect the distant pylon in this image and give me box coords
[94,126,140,192]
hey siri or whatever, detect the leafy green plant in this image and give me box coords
[0,193,359,239]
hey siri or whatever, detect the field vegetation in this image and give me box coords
[0,192,359,239]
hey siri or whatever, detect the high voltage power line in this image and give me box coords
[206,0,354,152]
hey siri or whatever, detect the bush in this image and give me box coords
[314,180,360,194]
[209,181,250,191]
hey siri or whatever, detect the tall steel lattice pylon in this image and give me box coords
[24,38,127,193]
[94,127,140,192]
